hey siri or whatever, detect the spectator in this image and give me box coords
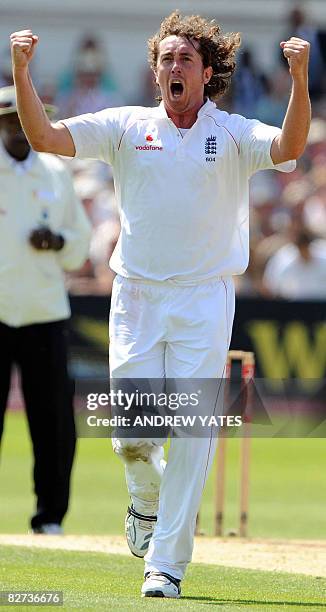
[280,6,326,100]
[133,66,157,107]
[232,48,266,117]
[0,50,14,87]
[65,171,120,294]
[255,67,291,128]
[88,214,120,294]
[57,35,123,116]
[0,86,91,533]
[263,229,326,300]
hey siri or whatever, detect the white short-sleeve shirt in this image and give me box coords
[62,99,295,282]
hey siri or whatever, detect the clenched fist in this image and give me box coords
[10,30,39,70]
[29,227,65,252]
[280,37,310,79]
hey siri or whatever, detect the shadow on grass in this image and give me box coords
[183,597,326,607]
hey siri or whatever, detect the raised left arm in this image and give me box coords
[271,37,311,164]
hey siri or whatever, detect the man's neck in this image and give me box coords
[164,99,207,129]
[3,143,31,162]
[6,147,31,162]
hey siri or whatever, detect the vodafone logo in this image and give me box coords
[135,127,163,151]
[135,144,163,151]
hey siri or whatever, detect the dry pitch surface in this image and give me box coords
[1,535,325,578]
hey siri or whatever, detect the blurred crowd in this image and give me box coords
[2,5,326,300]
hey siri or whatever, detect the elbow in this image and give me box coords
[293,145,306,160]
[28,124,58,154]
[29,140,48,153]
[280,145,305,162]
[287,145,305,161]
[286,137,308,161]
[29,137,51,153]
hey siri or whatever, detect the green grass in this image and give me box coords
[0,545,326,611]
[0,410,325,538]
[1,411,326,610]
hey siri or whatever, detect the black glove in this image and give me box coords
[29,227,65,251]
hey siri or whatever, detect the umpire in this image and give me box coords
[0,86,91,534]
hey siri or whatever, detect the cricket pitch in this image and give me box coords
[0,535,325,577]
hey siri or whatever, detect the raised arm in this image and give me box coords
[271,37,311,164]
[11,30,75,157]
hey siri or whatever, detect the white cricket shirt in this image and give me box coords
[0,145,91,327]
[62,99,295,282]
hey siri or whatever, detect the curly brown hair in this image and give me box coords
[148,10,241,101]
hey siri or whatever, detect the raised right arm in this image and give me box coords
[11,30,75,157]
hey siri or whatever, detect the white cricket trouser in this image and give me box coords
[110,274,235,579]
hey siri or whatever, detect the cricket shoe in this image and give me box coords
[141,572,181,598]
[31,523,63,535]
[125,505,157,558]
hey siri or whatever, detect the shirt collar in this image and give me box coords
[156,98,216,120]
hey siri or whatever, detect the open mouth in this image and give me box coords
[170,80,184,98]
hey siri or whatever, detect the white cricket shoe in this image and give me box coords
[125,505,157,558]
[141,572,181,598]
[32,523,63,535]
